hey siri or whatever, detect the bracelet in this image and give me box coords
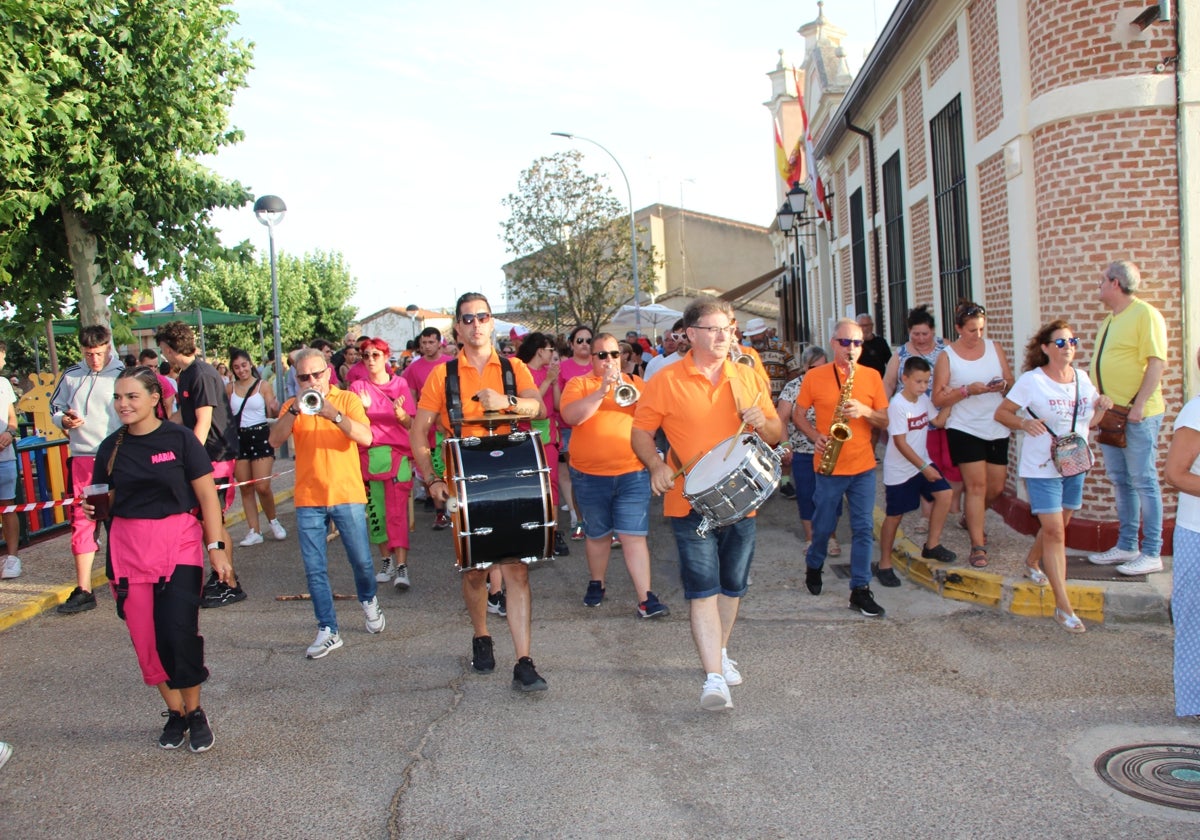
[427,478,446,490]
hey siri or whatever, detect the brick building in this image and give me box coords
[769,1,1194,548]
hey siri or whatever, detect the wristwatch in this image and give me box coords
[288,404,300,416]
[206,541,226,551]
[333,411,344,424]
[506,395,518,408]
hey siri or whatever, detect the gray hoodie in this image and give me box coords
[50,350,124,456]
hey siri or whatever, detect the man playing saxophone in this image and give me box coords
[793,318,890,617]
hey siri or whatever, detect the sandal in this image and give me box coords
[827,537,841,557]
[1025,566,1049,586]
[1055,608,1086,633]
[968,545,988,568]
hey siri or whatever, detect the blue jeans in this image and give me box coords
[1099,413,1163,557]
[669,512,755,599]
[296,504,377,633]
[806,469,876,589]
[792,453,842,523]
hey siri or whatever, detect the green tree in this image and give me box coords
[501,151,657,331]
[174,250,358,362]
[0,0,253,327]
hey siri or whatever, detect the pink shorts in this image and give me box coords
[70,456,100,556]
[926,428,962,483]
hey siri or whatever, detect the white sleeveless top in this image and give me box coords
[230,384,268,427]
[944,341,1008,440]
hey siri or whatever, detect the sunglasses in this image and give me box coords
[961,305,986,319]
[296,368,327,383]
[458,312,492,325]
[594,351,621,360]
[363,351,386,359]
[575,336,592,345]
[1051,337,1079,348]
[834,338,864,348]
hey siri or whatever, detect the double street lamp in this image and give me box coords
[551,132,641,333]
[253,194,286,404]
[776,182,814,345]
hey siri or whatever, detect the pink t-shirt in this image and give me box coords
[401,354,450,398]
[556,357,592,428]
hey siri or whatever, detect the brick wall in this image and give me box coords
[1028,0,1176,99]
[927,24,960,85]
[836,165,848,239]
[903,72,927,188]
[839,245,853,314]
[880,98,899,137]
[977,151,1012,355]
[848,142,861,175]
[968,0,1003,140]
[910,197,933,308]
[1032,106,1182,518]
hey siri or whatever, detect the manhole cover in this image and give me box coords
[1094,743,1200,811]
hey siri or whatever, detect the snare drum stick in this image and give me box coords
[668,452,703,482]
[722,389,747,460]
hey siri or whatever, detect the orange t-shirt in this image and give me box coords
[794,361,887,476]
[560,373,644,476]
[418,349,536,438]
[281,387,370,507]
[633,353,778,518]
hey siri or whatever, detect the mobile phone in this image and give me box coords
[987,376,1005,389]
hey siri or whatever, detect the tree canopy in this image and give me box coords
[173,250,358,361]
[0,0,253,327]
[500,151,657,331]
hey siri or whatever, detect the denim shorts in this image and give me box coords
[0,459,16,499]
[884,471,951,517]
[669,512,755,599]
[1025,473,1085,515]
[570,467,650,538]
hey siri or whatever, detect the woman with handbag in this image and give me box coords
[995,320,1111,633]
[227,349,285,546]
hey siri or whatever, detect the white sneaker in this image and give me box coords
[362,596,386,633]
[1116,553,1164,575]
[269,518,287,540]
[393,563,410,590]
[1087,545,1140,565]
[376,556,396,583]
[239,530,263,547]
[1,555,21,579]
[721,649,743,687]
[305,626,343,659]
[700,673,732,710]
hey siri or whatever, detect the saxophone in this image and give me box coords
[816,361,855,476]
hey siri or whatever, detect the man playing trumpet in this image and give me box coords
[560,333,667,618]
[793,318,889,617]
[632,297,782,711]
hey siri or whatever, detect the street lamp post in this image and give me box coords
[777,182,813,345]
[253,193,287,418]
[551,132,641,333]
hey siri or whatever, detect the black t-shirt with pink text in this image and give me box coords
[94,422,214,519]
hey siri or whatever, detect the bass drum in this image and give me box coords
[443,431,555,570]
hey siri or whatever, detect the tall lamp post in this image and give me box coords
[551,132,641,333]
[776,182,812,345]
[253,193,287,407]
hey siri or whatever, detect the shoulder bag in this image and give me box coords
[1093,321,1130,448]
[1028,375,1094,477]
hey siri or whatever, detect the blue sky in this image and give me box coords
[204,0,897,319]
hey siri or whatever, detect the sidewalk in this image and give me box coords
[0,467,297,632]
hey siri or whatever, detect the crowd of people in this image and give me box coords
[0,257,1195,749]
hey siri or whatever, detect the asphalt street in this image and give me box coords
[0,488,1195,838]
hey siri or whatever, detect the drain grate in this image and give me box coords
[1094,743,1200,811]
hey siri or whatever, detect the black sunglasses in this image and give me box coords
[594,351,621,360]
[574,336,592,345]
[834,338,863,348]
[458,312,492,325]
[296,368,327,382]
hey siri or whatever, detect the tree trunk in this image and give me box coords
[61,203,109,328]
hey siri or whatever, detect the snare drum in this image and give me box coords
[683,434,781,535]
[443,431,555,570]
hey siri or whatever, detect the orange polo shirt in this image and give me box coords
[280,387,370,507]
[418,349,536,438]
[561,373,644,476]
[633,352,778,518]
[794,361,887,476]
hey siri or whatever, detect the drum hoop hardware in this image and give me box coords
[462,526,494,536]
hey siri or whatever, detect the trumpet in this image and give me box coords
[730,346,756,367]
[297,388,325,415]
[614,382,640,407]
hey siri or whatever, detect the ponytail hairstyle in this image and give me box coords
[106,366,163,475]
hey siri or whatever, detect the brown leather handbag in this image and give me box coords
[1093,322,1129,448]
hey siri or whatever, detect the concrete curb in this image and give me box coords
[880,508,1171,625]
[0,489,294,633]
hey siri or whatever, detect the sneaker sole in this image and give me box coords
[851,605,885,618]
[158,737,187,750]
[724,674,743,687]
[700,692,732,710]
[471,661,495,674]
[637,609,669,619]
[306,639,344,659]
[1117,564,1163,575]
[56,601,97,614]
[189,735,215,753]
[512,679,548,692]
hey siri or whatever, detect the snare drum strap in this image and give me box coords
[445,356,519,437]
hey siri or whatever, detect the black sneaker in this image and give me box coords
[187,708,214,753]
[158,709,188,749]
[201,580,246,609]
[202,570,222,599]
[921,543,957,563]
[57,586,96,614]
[553,531,570,556]
[805,567,822,596]
[471,635,495,673]
[872,563,902,587]
[512,656,548,692]
[849,586,885,618]
[487,591,507,617]
[583,580,605,607]
[779,481,796,499]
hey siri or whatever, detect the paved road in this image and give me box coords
[0,490,1194,838]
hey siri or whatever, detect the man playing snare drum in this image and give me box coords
[631,296,781,711]
[410,292,550,692]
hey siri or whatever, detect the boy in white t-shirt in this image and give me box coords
[878,357,956,586]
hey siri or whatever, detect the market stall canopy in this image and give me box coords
[610,303,683,332]
[52,307,261,338]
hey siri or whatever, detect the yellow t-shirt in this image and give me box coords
[281,388,370,507]
[1091,297,1167,417]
